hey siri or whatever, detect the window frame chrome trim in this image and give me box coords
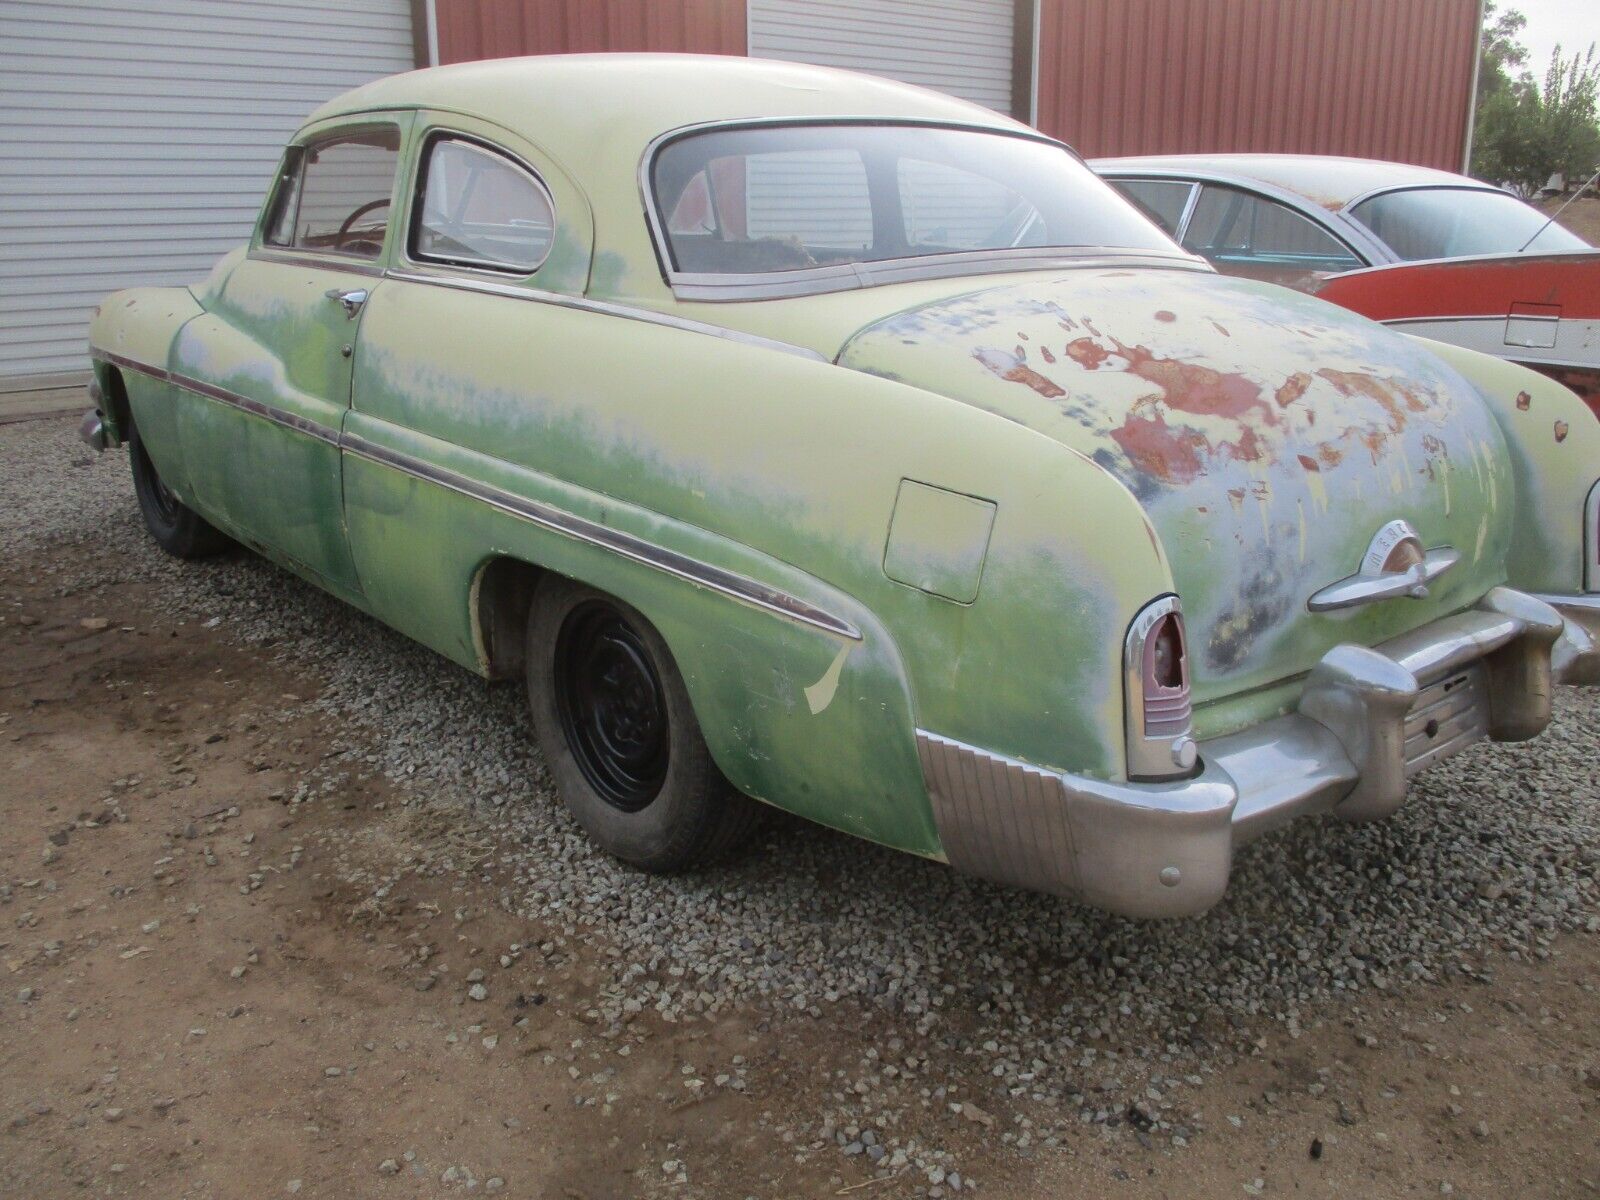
[89,348,859,643]
[405,128,560,277]
[258,120,408,266]
[639,116,1212,302]
[381,266,828,361]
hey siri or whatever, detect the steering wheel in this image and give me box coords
[336,199,390,253]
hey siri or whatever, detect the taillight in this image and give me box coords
[1125,597,1198,778]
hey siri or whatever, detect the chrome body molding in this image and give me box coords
[664,249,1211,303]
[90,346,860,643]
[381,268,828,361]
[248,248,387,277]
[918,587,1585,918]
[340,433,862,641]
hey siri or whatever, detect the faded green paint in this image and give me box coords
[882,480,997,604]
[85,57,1600,875]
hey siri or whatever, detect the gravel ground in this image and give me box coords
[7,416,1599,1180]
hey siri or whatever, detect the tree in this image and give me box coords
[1470,5,1600,197]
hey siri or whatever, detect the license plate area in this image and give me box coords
[1403,664,1489,777]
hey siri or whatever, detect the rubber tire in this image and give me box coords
[128,422,229,559]
[525,576,759,872]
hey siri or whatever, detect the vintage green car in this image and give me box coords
[83,55,1600,918]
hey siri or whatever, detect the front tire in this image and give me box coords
[525,576,758,871]
[128,422,229,559]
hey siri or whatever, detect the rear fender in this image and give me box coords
[1413,337,1600,596]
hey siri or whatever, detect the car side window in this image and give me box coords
[411,136,556,274]
[1110,179,1193,238]
[1181,184,1360,271]
[264,129,401,260]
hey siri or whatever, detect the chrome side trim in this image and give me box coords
[93,350,340,448]
[91,348,858,642]
[664,249,1211,302]
[339,433,862,642]
[381,268,828,361]
[249,248,387,277]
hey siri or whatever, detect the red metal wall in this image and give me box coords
[1035,0,1479,169]
[436,0,746,62]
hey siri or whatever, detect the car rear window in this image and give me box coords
[1349,186,1591,260]
[651,123,1175,277]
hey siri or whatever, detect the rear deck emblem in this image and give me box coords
[1307,519,1460,612]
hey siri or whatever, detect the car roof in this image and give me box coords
[1089,153,1493,210]
[308,53,1026,153]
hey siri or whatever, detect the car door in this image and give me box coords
[171,115,413,604]
[1176,183,1364,291]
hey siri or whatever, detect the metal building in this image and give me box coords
[0,0,421,388]
[1,0,1481,390]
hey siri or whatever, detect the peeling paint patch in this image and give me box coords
[1064,337,1110,369]
[1109,409,1207,483]
[1275,372,1312,408]
[971,347,1065,398]
[1516,390,1531,411]
[1555,419,1570,443]
[803,643,851,715]
[1154,310,1176,323]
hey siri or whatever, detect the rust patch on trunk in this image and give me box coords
[1297,453,1321,472]
[972,347,1066,399]
[1555,419,1570,443]
[1275,373,1312,408]
[1113,339,1273,425]
[1065,338,1110,369]
[1154,310,1176,323]
[1516,390,1532,411]
[1039,345,1056,364]
[1109,411,1207,483]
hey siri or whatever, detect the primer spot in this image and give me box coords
[803,644,851,715]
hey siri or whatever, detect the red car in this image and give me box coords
[1095,155,1600,413]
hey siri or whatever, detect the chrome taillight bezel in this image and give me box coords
[1123,595,1197,780]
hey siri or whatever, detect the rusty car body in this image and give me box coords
[1094,154,1600,412]
[82,56,1600,918]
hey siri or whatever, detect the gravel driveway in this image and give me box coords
[5,415,1599,1194]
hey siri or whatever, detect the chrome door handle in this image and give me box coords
[325,288,368,318]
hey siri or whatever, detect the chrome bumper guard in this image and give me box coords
[78,379,114,452]
[918,587,1598,919]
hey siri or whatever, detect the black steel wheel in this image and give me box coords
[127,421,230,559]
[525,576,760,872]
[553,601,671,812]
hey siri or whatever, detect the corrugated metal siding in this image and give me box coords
[747,0,1015,114]
[1035,0,1478,169]
[0,0,415,383]
[435,0,747,61]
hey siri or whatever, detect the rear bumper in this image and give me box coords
[1538,593,1600,685]
[918,587,1590,919]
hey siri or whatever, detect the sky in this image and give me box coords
[1510,0,1600,82]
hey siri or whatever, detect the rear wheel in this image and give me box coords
[128,422,229,559]
[525,576,759,871]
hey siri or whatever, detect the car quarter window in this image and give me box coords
[264,128,401,260]
[1181,184,1360,270]
[1110,179,1193,238]
[411,135,556,273]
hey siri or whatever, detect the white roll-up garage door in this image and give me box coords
[0,0,417,386]
[747,0,1017,115]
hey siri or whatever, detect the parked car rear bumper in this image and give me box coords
[918,587,1595,918]
[1539,593,1600,685]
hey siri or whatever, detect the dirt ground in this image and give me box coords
[3,426,1599,1198]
